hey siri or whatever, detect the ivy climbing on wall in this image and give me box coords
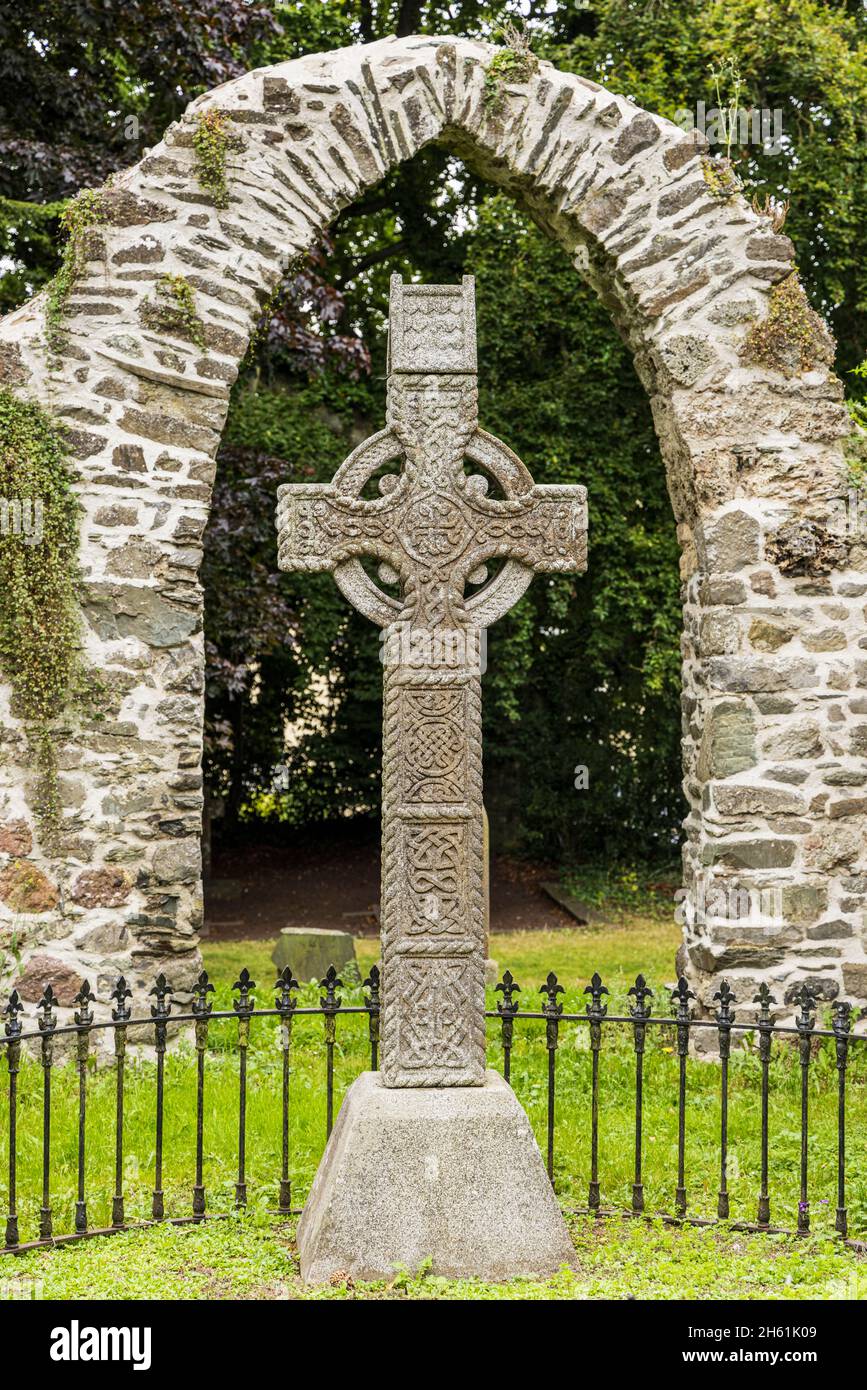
[0,389,89,840]
[44,186,108,357]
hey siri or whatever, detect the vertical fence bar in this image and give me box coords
[795,983,817,1235]
[754,983,775,1227]
[274,967,299,1214]
[671,978,695,1217]
[539,972,564,1186]
[363,966,381,1073]
[320,967,342,1141]
[73,982,95,1235]
[4,991,23,1248]
[628,975,653,1215]
[233,969,255,1208]
[832,1000,851,1239]
[585,972,609,1213]
[110,978,132,1228]
[714,980,735,1220]
[192,971,214,1221]
[150,974,172,1220]
[37,986,57,1240]
[495,971,520,1085]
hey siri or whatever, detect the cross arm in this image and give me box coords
[462,482,588,576]
[276,482,395,574]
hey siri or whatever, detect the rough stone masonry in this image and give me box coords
[0,35,862,1037]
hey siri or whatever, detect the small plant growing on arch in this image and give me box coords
[483,21,539,113]
[741,272,835,378]
[193,109,237,209]
[141,273,207,348]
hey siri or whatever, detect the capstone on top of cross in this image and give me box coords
[276,275,587,631]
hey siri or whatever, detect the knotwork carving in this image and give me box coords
[277,275,587,1086]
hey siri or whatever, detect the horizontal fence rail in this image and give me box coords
[0,965,863,1254]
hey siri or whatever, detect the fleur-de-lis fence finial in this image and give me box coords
[671,976,695,1019]
[111,976,132,1024]
[713,979,736,1025]
[3,989,23,1039]
[628,974,652,1019]
[37,984,57,1036]
[539,971,564,1052]
[713,979,736,1062]
[232,968,256,1018]
[274,965,300,1017]
[795,981,818,1036]
[73,981,95,1028]
[495,970,521,1076]
[539,971,564,1015]
[150,973,173,1053]
[832,998,852,1052]
[628,974,653,1053]
[496,969,521,1017]
[753,981,776,1064]
[584,971,609,1054]
[319,965,343,1015]
[584,972,609,1020]
[670,976,695,1059]
[192,970,215,1018]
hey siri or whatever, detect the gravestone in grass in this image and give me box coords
[276,276,585,1280]
[271,928,357,984]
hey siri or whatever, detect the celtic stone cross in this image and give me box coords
[277,275,587,1087]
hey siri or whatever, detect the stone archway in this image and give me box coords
[0,35,861,1022]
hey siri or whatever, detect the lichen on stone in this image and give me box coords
[141,273,207,348]
[700,154,741,202]
[766,518,847,577]
[740,272,835,377]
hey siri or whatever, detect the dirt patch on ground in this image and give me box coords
[204,821,573,942]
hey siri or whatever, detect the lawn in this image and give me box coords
[3,1212,865,1301]
[1,911,865,1299]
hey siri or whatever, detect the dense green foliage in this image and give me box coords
[2,0,866,862]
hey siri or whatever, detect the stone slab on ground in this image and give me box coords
[541,881,607,926]
[297,1071,576,1283]
[271,927,357,983]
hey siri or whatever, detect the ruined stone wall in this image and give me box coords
[0,35,860,1028]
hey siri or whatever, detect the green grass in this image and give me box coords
[203,918,682,1001]
[561,863,681,922]
[3,1213,865,1301]
[2,918,866,1298]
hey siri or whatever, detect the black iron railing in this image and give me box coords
[0,965,862,1254]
